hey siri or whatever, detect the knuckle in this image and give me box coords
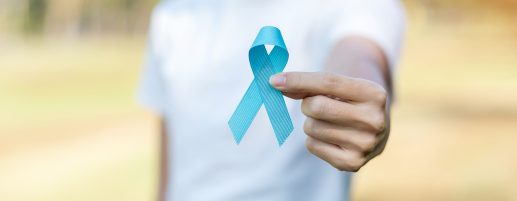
[305,138,317,153]
[303,118,315,135]
[302,96,321,117]
[347,158,366,172]
[321,73,341,90]
[358,136,377,153]
[372,87,388,105]
[349,77,365,92]
[331,155,349,172]
[312,96,330,117]
[368,110,386,133]
[332,154,365,172]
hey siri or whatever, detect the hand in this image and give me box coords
[270,72,390,172]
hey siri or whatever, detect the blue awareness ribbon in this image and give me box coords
[228,26,294,146]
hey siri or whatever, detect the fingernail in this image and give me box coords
[269,73,286,89]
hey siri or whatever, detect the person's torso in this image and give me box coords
[153,1,352,200]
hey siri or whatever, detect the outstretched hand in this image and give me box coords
[270,72,390,172]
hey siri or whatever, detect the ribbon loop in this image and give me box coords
[228,26,294,146]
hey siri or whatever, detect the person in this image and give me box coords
[137,0,406,200]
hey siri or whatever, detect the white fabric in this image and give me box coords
[137,0,405,200]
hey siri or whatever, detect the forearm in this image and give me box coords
[324,37,392,98]
[157,118,168,201]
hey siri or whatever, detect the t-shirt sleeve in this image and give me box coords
[136,9,169,115]
[136,50,168,115]
[328,0,406,71]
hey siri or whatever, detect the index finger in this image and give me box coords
[269,72,384,102]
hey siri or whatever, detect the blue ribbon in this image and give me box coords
[229,26,294,146]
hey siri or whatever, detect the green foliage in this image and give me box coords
[6,0,159,36]
[23,0,46,34]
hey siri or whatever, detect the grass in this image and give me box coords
[0,37,158,201]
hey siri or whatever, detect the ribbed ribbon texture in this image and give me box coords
[228,26,294,146]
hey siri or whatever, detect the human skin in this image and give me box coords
[270,36,391,172]
[156,36,392,200]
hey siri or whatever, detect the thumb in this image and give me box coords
[270,71,323,93]
[269,72,312,100]
[270,71,373,102]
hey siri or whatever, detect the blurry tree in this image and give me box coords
[2,0,516,37]
[24,0,47,34]
[1,0,158,37]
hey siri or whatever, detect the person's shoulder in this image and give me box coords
[151,0,198,21]
[149,0,197,38]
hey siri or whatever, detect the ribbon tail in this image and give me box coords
[265,91,293,146]
[228,80,262,144]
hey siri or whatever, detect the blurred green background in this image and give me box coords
[0,0,516,201]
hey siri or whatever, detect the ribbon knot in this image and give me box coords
[228,26,294,146]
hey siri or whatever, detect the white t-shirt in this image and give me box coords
[137,0,405,200]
